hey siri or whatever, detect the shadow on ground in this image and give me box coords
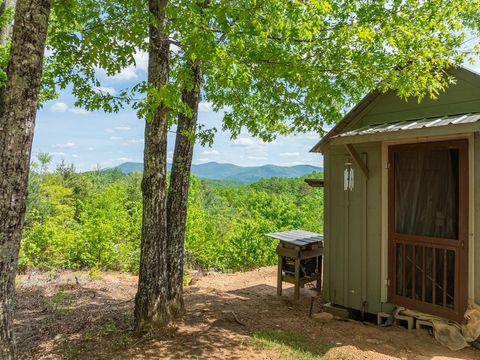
[14,271,480,360]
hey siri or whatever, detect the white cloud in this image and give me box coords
[198,101,232,113]
[69,107,90,115]
[112,67,137,81]
[280,152,300,157]
[232,138,255,147]
[114,126,131,131]
[72,154,81,159]
[52,142,76,149]
[93,86,116,96]
[110,136,123,140]
[100,161,113,167]
[88,147,94,151]
[198,158,211,163]
[284,161,320,166]
[123,138,143,145]
[133,51,148,71]
[51,152,66,156]
[202,149,219,155]
[295,132,320,140]
[247,156,267,160]
[116,157,132,162]
[110,51,148,81]
[198,102,214,113]
[51,102,68,113]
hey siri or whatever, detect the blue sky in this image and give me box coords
[32,50,323,172]
[32,50,480,172]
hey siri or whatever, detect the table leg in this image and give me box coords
[317,256,322,293]
[294,258,300,300]
[277,255,283,296]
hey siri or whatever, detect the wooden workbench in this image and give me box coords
[265,230,323,300]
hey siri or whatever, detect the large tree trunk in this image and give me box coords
[166,62,202,318]
[0,0,50,358]
[134,0,171,331]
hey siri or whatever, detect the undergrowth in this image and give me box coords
[253,329,347,360]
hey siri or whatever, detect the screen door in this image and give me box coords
[388,140,468,322]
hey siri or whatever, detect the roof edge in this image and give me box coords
[310,65,480,154]
[310,90,381,153]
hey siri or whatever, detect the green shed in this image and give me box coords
[311,67,480,323]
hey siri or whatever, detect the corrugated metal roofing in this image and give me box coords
[335,113,480,138]
[265,230,323,247]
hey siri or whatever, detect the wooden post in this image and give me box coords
[294,258,301,300]
[345,143,369,179]
[277,254,283,296]
[317,256,322,292]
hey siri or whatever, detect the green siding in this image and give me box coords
[475,133,480,304]
[325,143,387,314]
[362,143,385,314]
[323,149,331,302]
[328,152,346,305]
[350,68,480,131]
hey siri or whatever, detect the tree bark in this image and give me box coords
[0,0,50,358]
[166,62,202,318]
[134,0,171,331]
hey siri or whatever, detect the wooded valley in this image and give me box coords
[21,155,323,273]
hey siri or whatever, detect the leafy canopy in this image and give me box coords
[15,0,480,140]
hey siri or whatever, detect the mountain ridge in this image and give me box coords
[115,161,322,182]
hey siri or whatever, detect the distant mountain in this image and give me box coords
[115,162,144,174]
[114,161,322,182]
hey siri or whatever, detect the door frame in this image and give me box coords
[386,139,469,322]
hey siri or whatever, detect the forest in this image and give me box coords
[21,154,323,273]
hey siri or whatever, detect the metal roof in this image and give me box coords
[304,178,324,188]
[265,230,323,247]
[310,66,480,153]
[310,90,381,153]
[334,113,480,139]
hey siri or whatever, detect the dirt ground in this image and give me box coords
[14,267,480,360]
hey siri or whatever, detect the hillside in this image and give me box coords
[115,161,322,182]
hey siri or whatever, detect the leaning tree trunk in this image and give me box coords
[0,0,50,358]
[134,0,171,331]
[166,62,202,318]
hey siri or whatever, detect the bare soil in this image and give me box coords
[14,267,480,359]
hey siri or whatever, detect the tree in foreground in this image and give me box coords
[0,0,51,358]
[36,0,480,332]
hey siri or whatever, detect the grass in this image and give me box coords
[252,329,347,360]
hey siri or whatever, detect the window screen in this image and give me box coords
[394,147,459,239]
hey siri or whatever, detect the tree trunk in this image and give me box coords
[166,62,202,318]
[0,0,50,358]
[134,0,171,331]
